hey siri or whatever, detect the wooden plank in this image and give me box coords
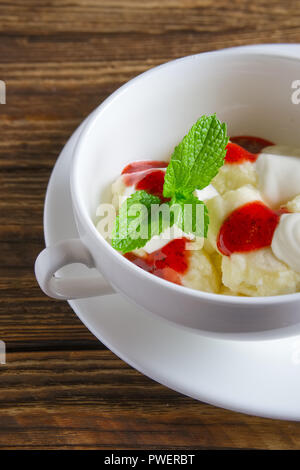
[0,350,299,450]
[0,0,299,35]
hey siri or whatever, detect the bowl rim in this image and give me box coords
[71,47,300,306]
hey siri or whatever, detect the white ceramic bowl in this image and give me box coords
[35,49,300,340]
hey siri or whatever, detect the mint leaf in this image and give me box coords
[111,190,168,253]
[163,114,228,198]
[111,114,228,253]
[170,194,209,238]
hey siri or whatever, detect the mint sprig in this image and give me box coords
[111,114,228,253]
[163,114,228,197]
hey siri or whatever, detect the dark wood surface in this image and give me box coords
[1,0,300,450]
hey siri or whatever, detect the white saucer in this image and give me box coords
[44,44,300,421]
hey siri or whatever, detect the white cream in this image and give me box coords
[143,225,196,254]
[256,146,300,207]
[194,184,219,201]
[271,213,300,273]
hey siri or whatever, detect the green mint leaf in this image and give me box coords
[111,114,227,254]
[170,193,209,238]
[111,190,170,253]
[163,114,228,198]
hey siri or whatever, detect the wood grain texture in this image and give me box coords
[1,0,300,450]
[1,350,300,450]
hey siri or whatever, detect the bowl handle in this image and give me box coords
[35,238,115,300]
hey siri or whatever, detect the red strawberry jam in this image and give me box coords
[122,160,168,174]
[217,201,281,256]
[125,238,190,284]
[225,142,258,164]
[225,136,274,164]
[122,161,169,201]
[230,136,274,154]
[135,170,167,200]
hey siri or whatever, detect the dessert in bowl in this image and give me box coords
[35,49,300,339]
[104,128,300,298]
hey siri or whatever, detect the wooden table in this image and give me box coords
[1,0,300,450]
